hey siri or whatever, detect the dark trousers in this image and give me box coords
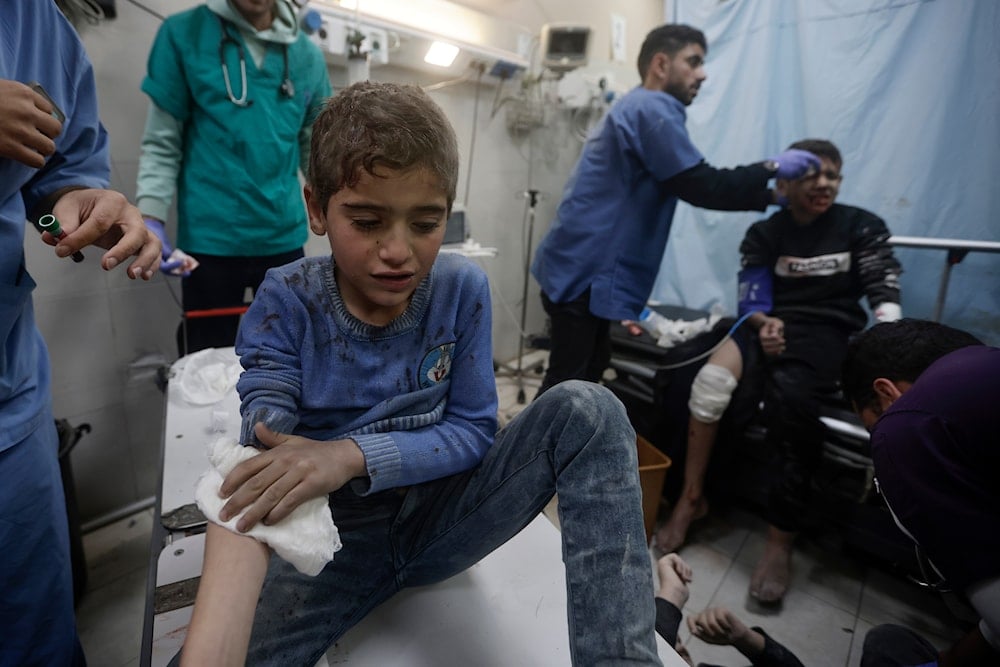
[749,320,853,532]
[178,249,303,356]
[537,289,610,397]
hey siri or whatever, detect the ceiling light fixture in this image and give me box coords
[424,40,459,67]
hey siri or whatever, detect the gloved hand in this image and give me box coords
[768,148,821,180]
[144,216,198,277]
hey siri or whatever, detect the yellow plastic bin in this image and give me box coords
[637,435,671,542]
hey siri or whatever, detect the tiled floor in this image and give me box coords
[77,507,153,667]
[655,507,965,665]
[76,354,966,666]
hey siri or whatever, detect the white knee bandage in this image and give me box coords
[688,364,738,424]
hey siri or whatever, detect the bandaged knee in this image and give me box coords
[688,364,738,423]
[195,437,342,576]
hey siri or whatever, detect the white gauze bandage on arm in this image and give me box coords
[873,302,902,323]
[688,363,739,424]
[194,437,342,576]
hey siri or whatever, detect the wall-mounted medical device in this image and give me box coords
[303,0,529,81]
[540,23,591,73]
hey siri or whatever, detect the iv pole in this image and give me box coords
[497,188,544,404]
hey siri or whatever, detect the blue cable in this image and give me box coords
[726,310,756,338]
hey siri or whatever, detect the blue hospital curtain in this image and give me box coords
[649,0,1000,343]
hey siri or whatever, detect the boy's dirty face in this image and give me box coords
[305,165,449,326]
[778,155,843,222]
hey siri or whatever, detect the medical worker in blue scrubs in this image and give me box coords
[0,1,162,663]
[137,0,331,354]
[531,24,819,397]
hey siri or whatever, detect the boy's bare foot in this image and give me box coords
[749,534,793,603]
[655,495,708,553]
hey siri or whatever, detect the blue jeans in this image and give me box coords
[245,381,660,666]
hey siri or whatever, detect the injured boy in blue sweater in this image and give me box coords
[173,81,665,667]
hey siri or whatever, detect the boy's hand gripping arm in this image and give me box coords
[218,423,367,532]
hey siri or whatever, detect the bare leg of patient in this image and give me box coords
[655,340,742,554]
[655,417,716,553]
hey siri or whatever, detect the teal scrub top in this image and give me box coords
[142,6,331,256]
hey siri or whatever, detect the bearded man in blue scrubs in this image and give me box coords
[531,24,819,397]
[137,0,331,354]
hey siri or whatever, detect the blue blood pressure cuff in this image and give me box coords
[737,266,773,316]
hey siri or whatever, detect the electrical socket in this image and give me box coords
[489,59,525,80]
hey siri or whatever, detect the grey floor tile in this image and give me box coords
[676,505,758,560]
[734,528,866,616]
[83,509,155,590]
[76,566,147,667]
[847,617,873,667]
[682,559,855,667]
[76,509,155,666]
[858,568,965,643]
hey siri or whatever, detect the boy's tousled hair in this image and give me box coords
[788,138,842,168]
[637,24,707,80]
[308,81,459,212]
[841,318,983,411]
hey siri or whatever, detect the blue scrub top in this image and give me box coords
[0,0,110,452]
[142,6,331,256]
[531,87,703,321]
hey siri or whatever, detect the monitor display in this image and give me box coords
[541,24,590,72]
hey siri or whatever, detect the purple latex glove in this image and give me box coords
[143,216,188,276]
[768,148,821,180]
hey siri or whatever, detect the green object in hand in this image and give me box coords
[36,214,85,263]
[37,213,64,236]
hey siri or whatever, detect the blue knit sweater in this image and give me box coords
[235,252,498,494]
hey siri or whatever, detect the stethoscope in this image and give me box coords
[218,16,294,107]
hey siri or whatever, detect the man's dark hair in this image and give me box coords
[788,138,842,168]
[842,318,983,411]
[637,24,707,80]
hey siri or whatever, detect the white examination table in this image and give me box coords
[141,349,685,666]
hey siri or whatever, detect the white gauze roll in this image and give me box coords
[195,437,342,576]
